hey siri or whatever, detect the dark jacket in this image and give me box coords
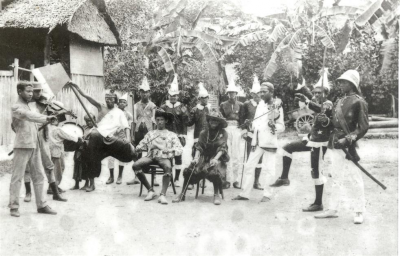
[160,101,189,136]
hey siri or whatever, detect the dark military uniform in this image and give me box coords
[324,92,369,214]
[160,101,190,177]
[187,103,210,141]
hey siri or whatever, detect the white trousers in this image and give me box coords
[240,147,276,198]
[225,125,245,183]
[326,149,366,213]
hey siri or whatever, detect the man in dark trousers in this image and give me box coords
[9,81,57,217]
[160,74,189,187]
[270,85,333,212]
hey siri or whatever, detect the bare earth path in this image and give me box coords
[0,134,397,256]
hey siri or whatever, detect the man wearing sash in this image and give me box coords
[270,86,333,212]
[314,70,369,224]
[233,82,284,202]
[219,82,244,189]
[160,75,189,187]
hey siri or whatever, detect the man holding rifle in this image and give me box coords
[313,70,369,224]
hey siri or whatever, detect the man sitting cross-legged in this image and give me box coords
[132,109,183,205]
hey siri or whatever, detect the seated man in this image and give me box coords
[132,109,183,205]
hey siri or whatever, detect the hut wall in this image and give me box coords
[0,71,17,146]
[70,36,104,76]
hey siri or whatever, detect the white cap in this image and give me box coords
[198,82,209,98]
[226,80,239,93]
[168,74,180,96]
[314,68,331,91]
[337,70,360,90]
[251,75,260,93]
[296,77,306,90]
[139,76,150,91]
[119,93,128,101]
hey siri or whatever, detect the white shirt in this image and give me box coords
[96,107,130,138]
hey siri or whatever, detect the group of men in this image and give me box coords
[9,69,369,224]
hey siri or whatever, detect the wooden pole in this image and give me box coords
[44,35,50,66]
[13,58,19,83]
[70,86,97,128]
[30,64,34,81]
[130,90,135,141]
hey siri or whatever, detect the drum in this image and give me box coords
[61,122,84,152]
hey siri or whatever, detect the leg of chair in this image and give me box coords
[202,178,205,194]
[195,181,200,199]
[220,183,224,200]
[171,174,176,194]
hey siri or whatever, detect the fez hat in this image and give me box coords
[32,82,44,90]
[337,70,360,91]
[206,109,227,128]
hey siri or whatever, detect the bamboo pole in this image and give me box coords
[13,58,18,83]
[70,86,97,128]
[369,120,398,129]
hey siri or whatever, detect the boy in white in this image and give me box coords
[233,82,284,202]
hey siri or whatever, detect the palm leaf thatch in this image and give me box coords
[0,0,120,45]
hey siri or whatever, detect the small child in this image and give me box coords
[70,114,95,190]
[48,117,82,192]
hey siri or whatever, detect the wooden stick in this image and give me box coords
[70,85,97,128]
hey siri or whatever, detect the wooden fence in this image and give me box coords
[0,70,17,146]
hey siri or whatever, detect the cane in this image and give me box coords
[180,162,198,201]
[239,137,247,189]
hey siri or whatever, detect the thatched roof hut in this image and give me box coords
[0,0,122,136]
[0,0,120,45]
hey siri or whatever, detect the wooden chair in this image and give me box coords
[195,178,224,199]
[139,164,176,196]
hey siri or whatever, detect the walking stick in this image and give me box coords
[239,137,247,189]
[180,162,198,201]
[342,148,387,190]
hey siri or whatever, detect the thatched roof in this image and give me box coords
[0,0,121,46]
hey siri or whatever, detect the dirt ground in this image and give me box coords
[0,133,397,256]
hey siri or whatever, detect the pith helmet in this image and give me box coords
[337,70,360,90]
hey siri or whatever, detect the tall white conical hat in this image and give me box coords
[168,74,180,96]
[119,93,128,101]
[251,75,260,93]
[314,68,331,91]
[295,77,306,90]
[226,79,239,93]
[198,82,209,98]
[139,76,150,91]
